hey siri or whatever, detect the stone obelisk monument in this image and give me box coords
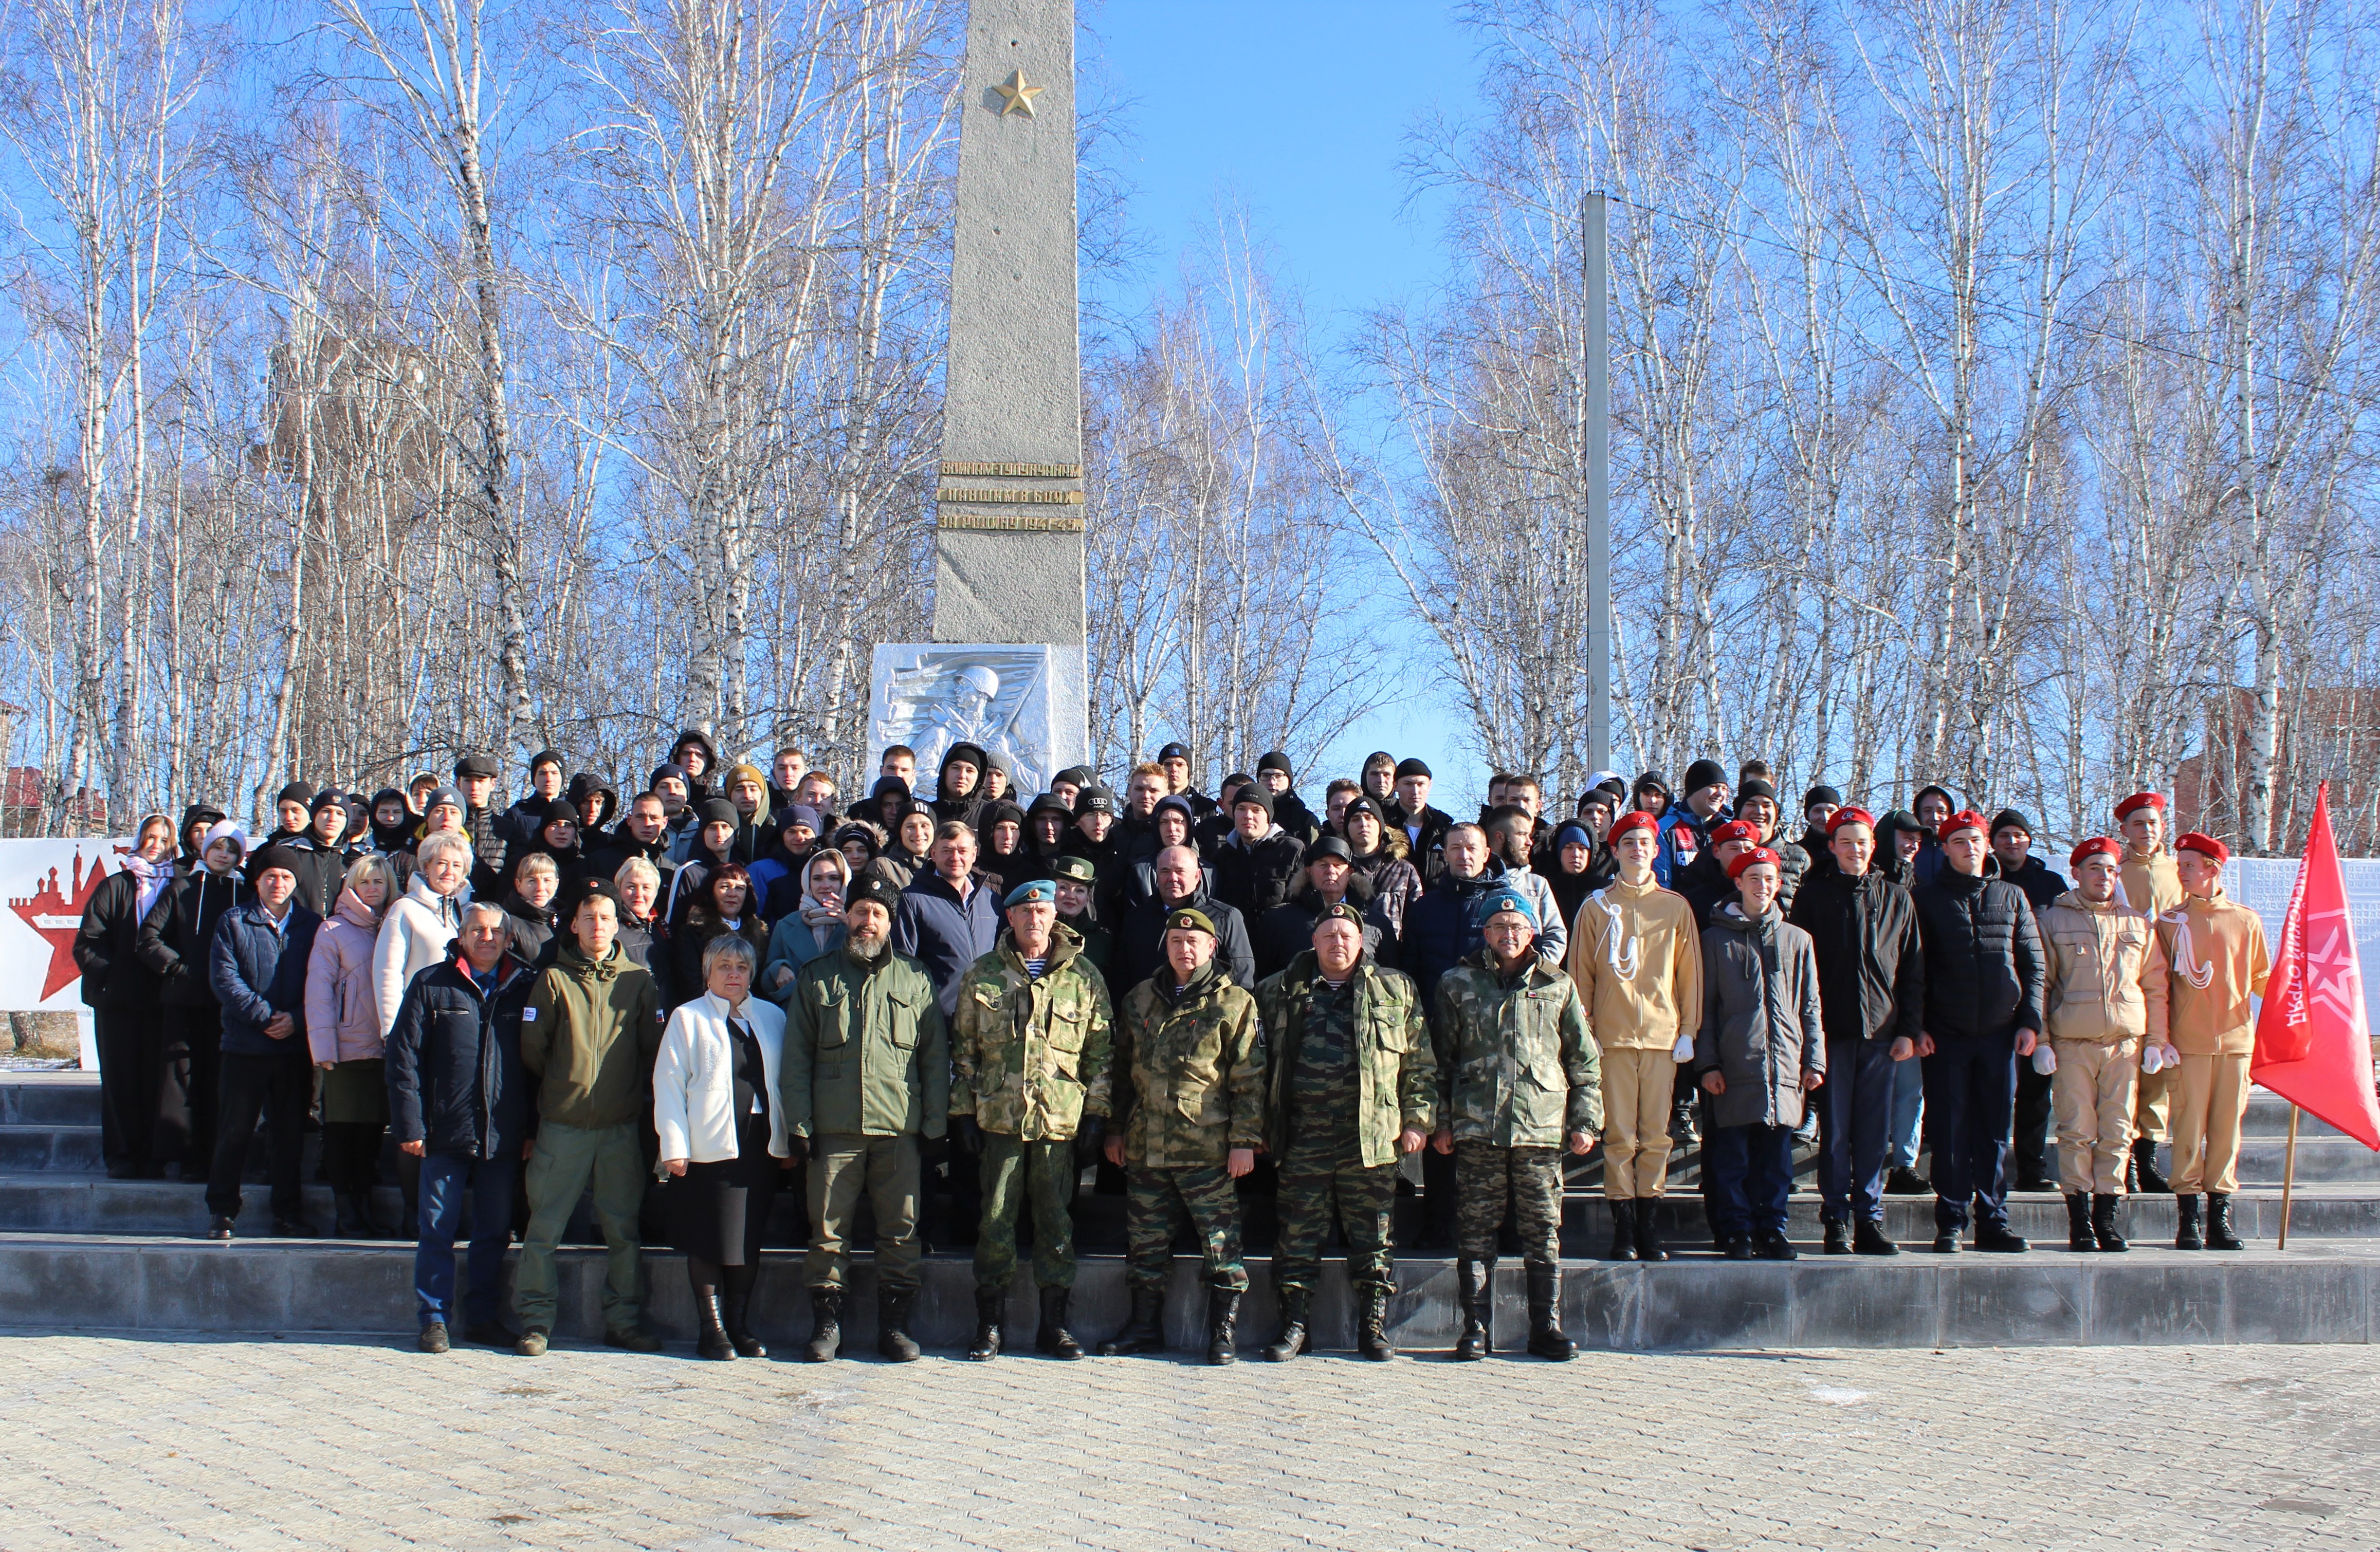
[867,0,1087,792]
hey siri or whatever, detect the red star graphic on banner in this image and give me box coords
[8,847,118,1002]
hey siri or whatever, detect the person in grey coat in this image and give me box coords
[1696,845,1826,1262]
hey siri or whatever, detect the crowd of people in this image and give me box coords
[69,735,2271,1362]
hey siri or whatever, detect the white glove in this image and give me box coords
[2031,1044,2057,1076]
[2139,1043,2163,1075]
[1673,1032,1696,1063]
[2159,1042,2181,1071]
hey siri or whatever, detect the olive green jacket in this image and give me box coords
[781,943,949,1139]
[1255,951,1436,1166]
[521,940,663,1130]
[1113,959,1266,1167]
[948,925,1113,1141]
[1430,950,1602,1147]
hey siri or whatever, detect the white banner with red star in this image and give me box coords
[0,837,134,1011]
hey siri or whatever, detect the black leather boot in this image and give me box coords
[1356,1285,1394,1361]
[801,1286,843,1362]
[723,1264,764,1357]
[1633,1198,1668,1262]
[1204,1288,1241,1365]
[2206,1192,2244,1250]
[1097,1285,1165,1355]
[1822,1218,1852,1255]
[2132,1137,2170,1194]
[1605,1199,1638,1261]
[965,1287,1004,1360]
[1524,1263,1574,1361]
[1261,1288,1309,1362]
[2064,1193,2097,1252]
[2174,1193,2203,1250]
[878,1286,921,1362]
[689,1259,733,1361]
[2091,1193,2128,1252]
[1034,1286,1082,1360]
[1854,1218,1900,1256]
[1452,1257,1492,1360]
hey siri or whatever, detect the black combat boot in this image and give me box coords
[1356,1286,1394,1362]
[2064,1193,2097,1252]
[2132,1137,2171,1194]
[1204,1288,1241,1365]
[1452,1257,1492,1361]
[1633,1198,1668,1262]
[2205,1192,2244,1250]
[1524,1263,1575,1361]
[2173,1193,2203,1250]
[801,1286,843,1362]
[723,1264,764,1357]
[1605,1199,1638,1261]
[1854,1218,1899,1256]
[1822,1218,1852,1255]
[1034,1287,1082,1360]
[1097,1285,1165,1356]
[1261,1288,1309,1362]
[2091,1193,2128,1252]
[965,1287,1004,1360]
[1974,1221,2029,1253]
[878,1286,921,1362]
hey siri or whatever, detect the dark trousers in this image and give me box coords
[1706,1123,1793,1240]
[95,1005,163,1172]
[2013,1060,2054,1180]
[415,1150,519,1328]
[321,1122,386,1195]
[1922,1036,2017,1231]
[206,1051,310,1221]
[158,1004,221,1173]
[1816,1037,1898,1224]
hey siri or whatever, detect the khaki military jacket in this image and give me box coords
[1113,959,1265,1167]
[2158,893,2272,1056]
[781,943,949,1139]
[1255,951,1435,1167]
[2039,892,2169,1047]
[1431,950,1603,1147]
[948,925,1112,1141]
[2118,847,2183,918]
[1567,875,1702,1050]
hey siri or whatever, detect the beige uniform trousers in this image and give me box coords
[1598,1044,1677,1198]
[2051,1038,2138,1195]
[2169,1054,2252,1195]
[2133,1063,2170,1144]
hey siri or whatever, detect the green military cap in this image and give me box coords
[1164,907,1217,937]
[1052,854,1096,883]
[1313,901,1365,931]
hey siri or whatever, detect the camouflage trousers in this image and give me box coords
[1272,1144,1397,1296]
[1123,1163,1248,1292]
[1454,1139,1563,1268]
[974,1133,1078,1291]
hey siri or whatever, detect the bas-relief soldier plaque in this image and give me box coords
[867,644,1087,801]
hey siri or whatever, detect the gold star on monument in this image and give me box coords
[993,69,1044,118]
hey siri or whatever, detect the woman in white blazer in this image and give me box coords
[655,933,791,1360]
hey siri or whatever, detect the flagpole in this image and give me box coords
[2279,1105,2300,1250]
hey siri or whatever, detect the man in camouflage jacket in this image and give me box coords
[1430,885,1601,1362]
[1097,907,1267,1365]
[1254,903,1434,1362]
[948,879,1113,1361]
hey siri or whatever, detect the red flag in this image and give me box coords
[2251,783,2380,1149]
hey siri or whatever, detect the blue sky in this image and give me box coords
[1079,1,1492,810]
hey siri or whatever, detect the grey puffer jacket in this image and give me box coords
[1695,903,1826,1130]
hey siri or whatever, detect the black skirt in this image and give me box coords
[667,1114,779,1265]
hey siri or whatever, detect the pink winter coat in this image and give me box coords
[305,886,389,1064]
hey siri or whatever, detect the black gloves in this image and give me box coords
[1074,1116,1106,1167]
[949,1115,983,1157]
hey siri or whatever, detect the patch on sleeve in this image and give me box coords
[522,1007,538,1021]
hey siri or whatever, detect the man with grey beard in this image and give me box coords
[782,873,948,1363]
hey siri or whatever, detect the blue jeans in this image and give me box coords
[415,1150,519,1328]
[1817,1037,1900,1223]
[1705,1124,1793,1240]
[1922,1037,2017,1232]
[1886,1045,1926,1168]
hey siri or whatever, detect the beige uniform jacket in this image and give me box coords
[2038,892,2170,1046]
[2118,848,2182,919]
[2156,894,2272,1056]
[1567,877,1702,1051]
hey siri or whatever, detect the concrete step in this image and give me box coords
[0,1125,101,1172]
[0,1232,2370,1350]
[0,1075,98,1126]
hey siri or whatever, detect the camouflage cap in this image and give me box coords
[1164,907,1217,937]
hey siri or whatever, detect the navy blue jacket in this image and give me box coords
[892,870,1003,1017]
[384,947,539,1159]
[207,900,322,1056]
[1398,871,1500,1000]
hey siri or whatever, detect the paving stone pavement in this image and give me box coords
[2,1329,2376,1551]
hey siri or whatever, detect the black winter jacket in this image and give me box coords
[75,869,165,1011]
[137,868,251,1008]
[385,948,539,1158]
[1788,866,1924,1047]
[272,834,351,920]
[1210,827,1306,920]
[1991,856,2068,913]
[1398,871,1498,1000]
[1250,875,1385,983]
[464,805,510,900]
[1110,888,1257,1002]
[1912,870,2046,1043]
